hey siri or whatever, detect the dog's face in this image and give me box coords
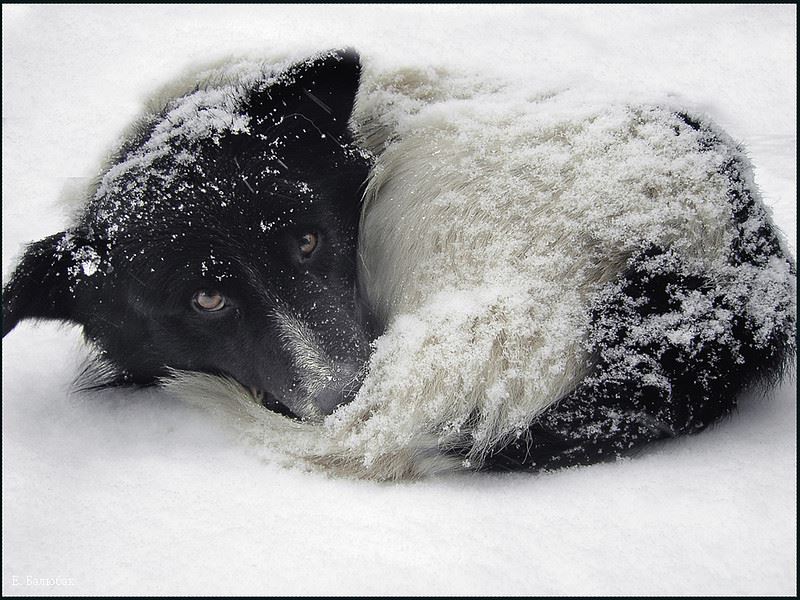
[2,50,373,419]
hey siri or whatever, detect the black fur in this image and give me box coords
[2,50,373,418]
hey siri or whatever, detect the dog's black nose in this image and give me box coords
[314,385,357,415]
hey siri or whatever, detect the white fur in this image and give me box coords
[347,65,738,467]
[162,370,462,480]
[160,56,793,480]
[272,308,334,420]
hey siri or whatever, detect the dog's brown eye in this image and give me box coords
[193,290,225,312]
[299,232,318,257]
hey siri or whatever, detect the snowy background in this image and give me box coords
[2,4,796,595]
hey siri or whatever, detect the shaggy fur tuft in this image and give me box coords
[162,369,462,480]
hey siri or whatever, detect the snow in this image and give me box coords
[2,4,796,596]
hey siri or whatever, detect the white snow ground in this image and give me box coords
[2,4,796,596]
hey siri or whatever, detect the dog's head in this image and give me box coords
[2,49,373,419]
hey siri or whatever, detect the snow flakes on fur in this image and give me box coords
[163,56,795,480]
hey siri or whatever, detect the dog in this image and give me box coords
[3,49,796,479]
[2,49,373,420]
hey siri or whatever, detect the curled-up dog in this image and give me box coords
[3,50,796,479]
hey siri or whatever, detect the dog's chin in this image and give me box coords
[250,387,300,419]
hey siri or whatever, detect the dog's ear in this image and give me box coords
[2,231,103,337]
[248,48,362,136]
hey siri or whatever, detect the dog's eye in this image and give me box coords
[299,232,318,257]
[192,290,226,312]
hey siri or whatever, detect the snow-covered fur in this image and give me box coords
[2,51,373,419]
[5,50,796,480]
[166,56,795,479]
[350,69,796,472]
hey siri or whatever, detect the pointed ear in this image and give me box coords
[248,48,362,135]
[2,231,102,337]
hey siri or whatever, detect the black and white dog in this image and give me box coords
[3,49,796,478]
